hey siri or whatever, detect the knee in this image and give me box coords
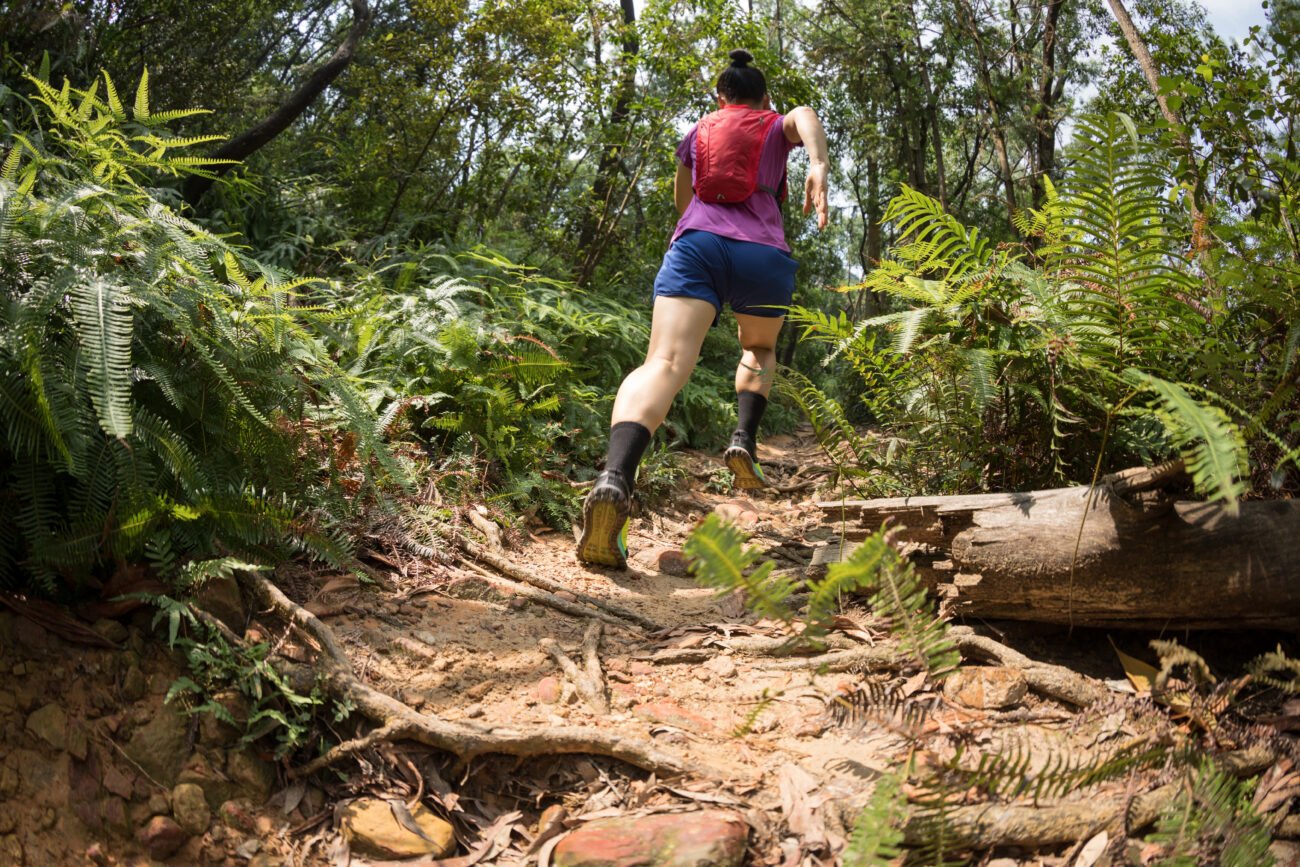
[645,352,695,381]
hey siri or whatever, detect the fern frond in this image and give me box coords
[133,68,151,121]
[684,514,797,625]
[1123,369,1246,511]
[1246,646,1300,694]
[72,277,134,438]
[849,531,959,677]
[842,771,908,867]
[1145,760,1273,864]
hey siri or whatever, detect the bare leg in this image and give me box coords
[726,313,785,490]
[611,296,716,431]
[733,313,784,397]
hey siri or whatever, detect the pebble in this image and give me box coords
[137,815,188,860]
[339,797,455,859]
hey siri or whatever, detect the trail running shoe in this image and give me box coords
[725,437,768,491]
[576,470,632,568]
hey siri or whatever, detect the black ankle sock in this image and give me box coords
[733,391,767,454]
[604,421,652,483]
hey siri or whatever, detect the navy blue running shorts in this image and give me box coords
[652,229,798,325]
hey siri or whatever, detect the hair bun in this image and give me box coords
[728,49,753,68]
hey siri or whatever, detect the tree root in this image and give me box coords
[949,629,1106,708]
[456,537,662,631]
[539,621,608,714]
[459,560,633,631]
[752,644,910,672]
[239,571,703,779]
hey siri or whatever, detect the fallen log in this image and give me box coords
[816,467,1300,630]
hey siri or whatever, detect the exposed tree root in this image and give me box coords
[459,560,633,631]
[949,629,1106,708]
[240,571,703,779]
[753,644,910,672]
[455,537,663,631]
[539,622,609,714]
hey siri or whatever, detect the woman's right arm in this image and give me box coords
[783,106,830,229]
[674,162,693,215]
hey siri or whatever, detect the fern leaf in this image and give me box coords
[1123,370,1246,511]
[842,772,908,867]
[684,514,797,625]
[133,68,151,121]
[72,278,134,438]
[102,71,126,121]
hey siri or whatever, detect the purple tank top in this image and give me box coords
[672,111,802,252]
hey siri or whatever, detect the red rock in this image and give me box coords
[632,547,692,576]
[553,810,748,867]
[535,676,563,704]
[633,701,715,733]
[627,661,654,676]
[555,591,578,603]
[712,503,760,527]
[137,815,188,860]
[942,666,1028,710]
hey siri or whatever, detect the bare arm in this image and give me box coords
[782,106,830,229]
[674,162,693,215]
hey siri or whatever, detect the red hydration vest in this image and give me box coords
[694,106,787,204]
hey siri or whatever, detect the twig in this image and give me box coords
[539,622,609,715]
[240,571,699,778]
[456,537,662,631]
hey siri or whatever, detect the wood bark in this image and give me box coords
[184,0,372,204]
[1104,0,1207,236]
[817,468,1300,629]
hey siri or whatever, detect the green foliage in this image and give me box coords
[0,72,390,592]
[153,593,342,756]
[684,514,798,625]
[686,517,956,674]
[1145,761,1274,866]
[796,112,1261,500]
[841,771,908,867]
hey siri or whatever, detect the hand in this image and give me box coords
[803,162,829,230]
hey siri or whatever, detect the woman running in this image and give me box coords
[577,49,830,568]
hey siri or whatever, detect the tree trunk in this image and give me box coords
[576,0,639,286]
[816,464,1300,629]
[184,0,372,204]
[1031,0,1064,210]
[1104,0,1208,242]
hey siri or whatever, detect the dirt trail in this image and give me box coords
[300,424,999,862]
[5,425,1295,864]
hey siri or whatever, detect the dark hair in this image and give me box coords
[715,49,767,103]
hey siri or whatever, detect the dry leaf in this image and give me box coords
[778,764,828,851]
[1109,638,1159,694]
[1074,830,1109,867]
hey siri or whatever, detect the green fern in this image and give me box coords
[842,771,908,867]
[684,514,798,625]
[1145,761,1274,866]
[1123,369,1247,510]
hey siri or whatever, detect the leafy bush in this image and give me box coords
[792,113,1278,503]
[0,71,389,593]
